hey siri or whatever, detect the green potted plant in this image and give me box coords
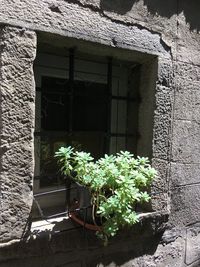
[55,146,157,245]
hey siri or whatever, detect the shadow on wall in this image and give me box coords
[89,214,168,266]
[89,229,163,266]
[100,0,200,31]
[0,215,167,266]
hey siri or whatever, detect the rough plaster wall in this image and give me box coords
[0,26,36,244]
[0,0,200,266]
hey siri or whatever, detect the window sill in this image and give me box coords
[138,210,169,221]
[30,210,169,239]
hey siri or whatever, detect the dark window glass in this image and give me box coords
[40,76,108,187]
[41,77,107,132]
[73,81,108,131]
[41,77,69,131]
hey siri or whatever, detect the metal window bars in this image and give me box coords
[32,49,156,225]
[32,180,167,223]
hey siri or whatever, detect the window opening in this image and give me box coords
[33,48,140,219]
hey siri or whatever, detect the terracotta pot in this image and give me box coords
[69,206,102,232]
[69,183,102,231]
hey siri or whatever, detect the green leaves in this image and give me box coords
[55,147,157,243]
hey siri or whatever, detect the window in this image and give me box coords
[33,48,141,219]
[39,76,109,187]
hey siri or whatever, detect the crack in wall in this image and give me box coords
[63,0,171,55]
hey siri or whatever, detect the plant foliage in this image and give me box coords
[55,146,157,244]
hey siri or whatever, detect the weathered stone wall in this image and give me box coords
[0,0,200,266]
[0,26,36,243]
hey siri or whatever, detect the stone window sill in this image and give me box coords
[29,210,169,239]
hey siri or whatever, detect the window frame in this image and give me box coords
[33,49,141,220]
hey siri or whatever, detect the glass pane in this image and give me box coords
[73,81,108,131]
[127,101,138,134]
[126,136,137,155]
[39,132,105,187]
[41,77,69,131]
[109,137,126,154]
[111,100,127,134]
[40,137,66,187]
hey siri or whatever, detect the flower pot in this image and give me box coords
[69,182,102,231]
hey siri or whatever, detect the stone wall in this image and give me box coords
[0,0,200,266]
[0,26,36,244]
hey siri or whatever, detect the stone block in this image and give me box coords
[175,62,200,90]
[170,185,200,227]
[157,58,173,88]
[100,0,177,54]
[150,236,185,267]
[151,193,169,212]
[0,0,171,57]
[171,120,200,163]
[152,158,169,191]
[155,85,173,116]
[174,89,200,121]
[0,0,177,56]
[185,223,200,266]
[177,24,200,66]
[152,84,174,162]
[171,162,200,187]
[0,26,36,243]
[150,159,169,211]
[152,113,172,160]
